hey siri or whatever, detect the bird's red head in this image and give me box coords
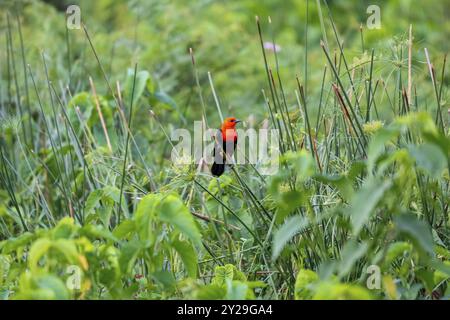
[221,117,242,130]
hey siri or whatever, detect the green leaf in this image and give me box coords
[28,238,52,272]
[295,269,319,299]
[272,215,309,260]
[434,261,450,284]
[84,189,104,216]
[435,245,450,259]
[422,132,450,167]
[416,268,435,292]
[1,232,35,254]
[225,279,248,300]
[313,282,372,300]
[367,127,399,174]
[282,150,315,181]
[28,237,80,272]
[383,241,412,268]
[52,239,80,265]
[408,143,447,179]
[338,240,368,278]
[66,92,94,134]
[151,270,176,292]
[349,178,391,235]
[80,224,118,242]
[119,240,142,274]
[134,194,161,241]
[112,220,136,239]
[159,195,202,246]
[32,275,70,300]
[314,161,366,202]
[246,280,267,289]
[195,284,226,300]
[171,239,198,278]
[212,264,235,286]
[124,69,151,102]
[274,189,305,223]
[394,214,434,256]
[84,187,124,222]
[428,259,450,277]
[51,217,76,240]
[314,174,353,202]
[153,91,177,110]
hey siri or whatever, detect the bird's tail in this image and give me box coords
[211,161,225,176]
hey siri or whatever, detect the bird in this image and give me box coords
[211,117,242,176]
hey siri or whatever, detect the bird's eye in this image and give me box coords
[230,119,235,122]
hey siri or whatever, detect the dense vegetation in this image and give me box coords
[0,0,449,299]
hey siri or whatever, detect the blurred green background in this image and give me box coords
[1,0,449,125]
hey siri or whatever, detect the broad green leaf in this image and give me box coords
[314,174,354,202]
[134,193,161,241]
[428,259,450,277]
[31,275,69,300]
[247,280,267,289]
[232,267,247,282]
[396,112,438,135]
[151,270,176,292]
[408,143,447,179]
[383,241,412,268]
[195,284,226,300]
[28,238,52,272]
[80,224,117,242]
[225,279,248,300]
[313,282,372,300]
[98,246,121,289]
[172,239,198,278]
[435,245,450,259]
[112,220,136,239]
[52,239,79,265]
[159,195,202,246]
[282,150,315,181]
[434,261,450,284]
[422,131,450,168]
[1,232,35,254]
[338,240,368,278]
[394,214,434,256]
[66,92,94,134]
[367,127,399,174]
[416,268,435,292]
[84,187,124,221]
[276,190,304,223]
[124,69,151,102]
[212,264,235,286]
[84,189,104,216]
[51,217,76,240]
[272,215,309,260]
[153,91,177,110]
[295,269,319,299]
[349,178,391,235]
[317,160,367,202]
[119,240,142,274]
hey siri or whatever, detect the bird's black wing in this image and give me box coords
[211,130,238,176]
[211,130,226,176]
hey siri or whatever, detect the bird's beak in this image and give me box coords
[235,119,242,124]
